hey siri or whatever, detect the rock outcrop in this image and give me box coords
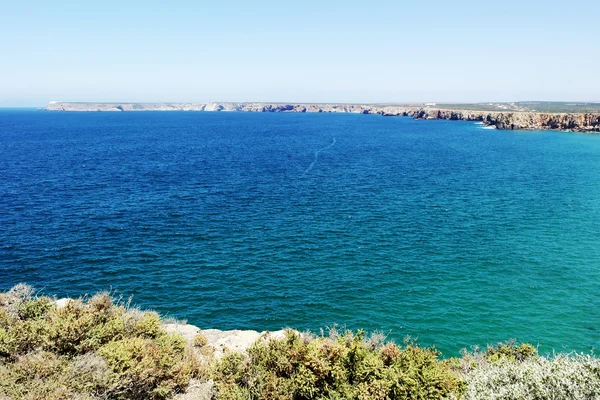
[163,323,290,360]
[45,102,600,132]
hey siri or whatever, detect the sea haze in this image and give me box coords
[1,110,599,356]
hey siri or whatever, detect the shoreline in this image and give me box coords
[3,286,599,399]
[45,101,600,133]
[55,297,285,360]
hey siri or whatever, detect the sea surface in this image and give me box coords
[1,110,600,356]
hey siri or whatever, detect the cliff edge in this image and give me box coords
[45,102,600,132]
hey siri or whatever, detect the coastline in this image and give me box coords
[56,297,287,360]
[2,287,598,399]
[45,101,600,133]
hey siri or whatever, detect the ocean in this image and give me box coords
[1,110,599,356]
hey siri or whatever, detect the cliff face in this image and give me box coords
[379,108,600,132]
[45,102,374,113]
[486,112,600,132]
[45,102,600,132]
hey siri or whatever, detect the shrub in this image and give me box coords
[461,353,600,399]
[133,311,162,338]
[0,284,35,313]
[0,285,202,400]
[0,350,73,400]
[485,340,537,362]
[98,334,199,399]
[194,333,208,348]
[65,353,113,396]
[18,297,53,320]
[452,340,539,378]
[43,298,130,355]
[212,329,463,400]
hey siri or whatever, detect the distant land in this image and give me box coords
[46,101,600,132]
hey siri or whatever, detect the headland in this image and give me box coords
[46,101,600,132]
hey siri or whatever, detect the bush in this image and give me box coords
[194,333,208,348]
[0,350,83,400]
[19,297,53,320]
[452,340,539,376]
[485,340,537,362]
[461,353,600,399]
[98,334,199,399]
[212,329,463,400]
[0,285,202,400]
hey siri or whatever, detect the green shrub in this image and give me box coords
[212,329,463,400]
[133,311,162,338]
[18,297,53,320]
[0,327,15,358]
[194,333,208,348]
[0,285,202,400]
[0,350,74,400]
[0,294,164,357]
[485,340,537,362]
[98,334,199,399]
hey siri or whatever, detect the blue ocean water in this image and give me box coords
[1,110,600,356]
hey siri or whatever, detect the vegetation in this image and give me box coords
[455,343,600,399]
[194,333,209,348]
[433,101,600,113]
[1,284,599,400]
[0,284,201,400]
[461,353,600,399]
[212,329,462,399]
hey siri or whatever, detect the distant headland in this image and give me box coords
[46,101,600,132]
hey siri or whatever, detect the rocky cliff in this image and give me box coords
[399,108,600,132]
[45,102,600,132]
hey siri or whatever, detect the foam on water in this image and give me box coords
[303,137,336,175]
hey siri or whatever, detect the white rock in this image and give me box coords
[173,379,214,400]
[161,323,293,360]
[55,298,72,308]
[163,323,201,343]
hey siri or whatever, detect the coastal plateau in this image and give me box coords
[46,101,600,132]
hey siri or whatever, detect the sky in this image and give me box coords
[1,0,599,106]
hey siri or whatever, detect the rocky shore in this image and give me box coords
[46,101,600,132]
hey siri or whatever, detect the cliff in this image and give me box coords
[45,102,600,132]
[402,108,600,132]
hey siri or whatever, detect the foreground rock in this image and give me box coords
[163,323,290,360]
[174,379,214,400]
[46,101,600,132]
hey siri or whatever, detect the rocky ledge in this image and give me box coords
[46,102,600,132]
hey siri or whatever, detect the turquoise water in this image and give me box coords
[1,110,600,356]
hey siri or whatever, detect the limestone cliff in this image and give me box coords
[45,102,600,132]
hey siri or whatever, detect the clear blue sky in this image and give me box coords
[1,0,598,106]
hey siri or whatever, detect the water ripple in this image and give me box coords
[1,112,600,355]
